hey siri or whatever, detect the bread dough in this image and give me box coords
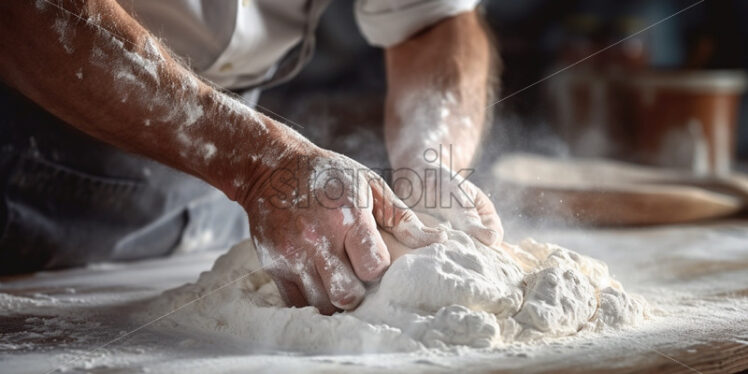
[146,215,648,353]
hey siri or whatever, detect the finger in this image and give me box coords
[461,216,501,246]
[389,211,448,248]
[296,263,337,315]
[368,176,447,247]
[344,213,391,282]
[291,216,340,314]
[480,216,503,244]
[273,278,307,308]
[480,211,503,236]
[475,190,504,244]
[272,271,336,314]
[313,248,366,311]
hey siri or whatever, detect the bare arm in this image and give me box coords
[0,0,445,312]
[383,11,503,245]
[0,0,286,201]
[384,10,495,172]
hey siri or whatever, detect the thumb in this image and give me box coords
[344,212,391,282]
[368,173,446,248]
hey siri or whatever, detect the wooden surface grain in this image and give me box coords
[2,219,748,373]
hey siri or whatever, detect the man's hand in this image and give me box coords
[0,1,447,313]
[383,11,503,245]
[241,137,446,314]
[393,163,502,246]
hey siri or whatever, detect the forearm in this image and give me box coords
[0,0,299,201]
[384,11,495,172]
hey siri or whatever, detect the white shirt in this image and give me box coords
[116,0,479,89]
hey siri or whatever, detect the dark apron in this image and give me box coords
[0,83,249,275]
[0,0,331,275]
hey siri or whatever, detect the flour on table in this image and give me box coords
[146,215,648,353]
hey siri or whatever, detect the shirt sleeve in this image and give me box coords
[354,0,480,48]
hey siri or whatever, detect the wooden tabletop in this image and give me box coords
[1,222,748,373]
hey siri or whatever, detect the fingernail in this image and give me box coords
[485,229,500,244]
[333,284,365,310]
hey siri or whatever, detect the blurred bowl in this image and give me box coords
[549,69,747,176]
[620,70,747,176]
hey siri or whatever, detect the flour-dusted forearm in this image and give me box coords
[384,10,497,172]
[0,0,298,201]
[0,0,447,312]
[382,10,503,246]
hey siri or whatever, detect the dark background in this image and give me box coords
[258,0,748,174]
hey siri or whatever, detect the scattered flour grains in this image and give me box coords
[146,215,648,353]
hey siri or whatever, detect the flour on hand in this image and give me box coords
[146,215,648,353]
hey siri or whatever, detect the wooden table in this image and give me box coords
[1,221,747,373]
